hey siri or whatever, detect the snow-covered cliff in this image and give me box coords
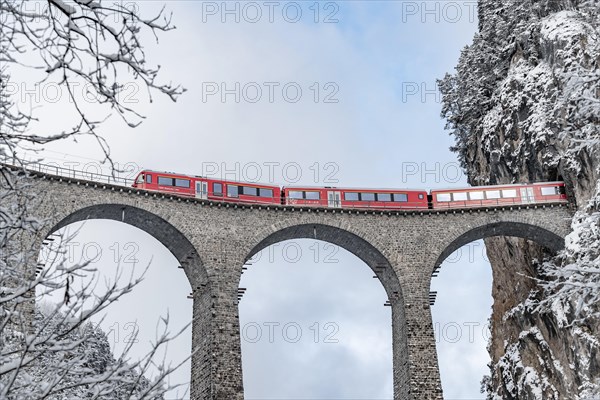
[439,1,599,398]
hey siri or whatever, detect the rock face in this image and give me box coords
[439,1,600,398]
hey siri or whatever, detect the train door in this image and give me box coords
[520,187,534,203]
[327,191,341,208]
[196,180,208,199]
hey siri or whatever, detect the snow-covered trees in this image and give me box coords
[2,305,178,399]
[1,1,186,398]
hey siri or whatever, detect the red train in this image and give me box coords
[132,170,567,210]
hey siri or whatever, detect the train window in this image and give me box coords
[289,191,303,199]
[345,192,359,201]
[486,190,501,199]
[227,185,239,197]
[453,192,468,201]
[136,175,144,184]
[259,188,274,198]
[175,179,190,188]
[158,176,173,186]
[361,192,376,201]
[541,187,558,196]
[146,174,152,184]
[305,191,320,200]
[469,191,484,200]
[502,189,517,198]
[418,193,424,199]
[394,193,408,202]
[437,193,451,202]
[243,186,258,196]
[213,183,223,196]
[378,193,392,202]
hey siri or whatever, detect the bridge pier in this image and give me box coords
[390,256,444,400]
[390,299,410,399]
[402,298,443,399]
[190,260,244,400]
[2,229,40,335]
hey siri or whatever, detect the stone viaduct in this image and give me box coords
[8,165,574,400]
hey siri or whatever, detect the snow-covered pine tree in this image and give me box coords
[2,306,165,399]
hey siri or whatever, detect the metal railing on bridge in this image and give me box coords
[0,155,134,188]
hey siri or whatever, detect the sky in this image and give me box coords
[17,1,495,399]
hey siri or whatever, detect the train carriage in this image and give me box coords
[133,170,281,205]
[282,186,429,209]
[430,182,567,209]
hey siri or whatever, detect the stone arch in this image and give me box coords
[245,222,409,399]
[429,213,570,398]
[35,203,198,397]
[433,221,566,272]
[248,223,403,299]
[44,203,207,286]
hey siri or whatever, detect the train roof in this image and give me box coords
[138,170,564,193]
[282,185,428,192]
[431,181,565,192]
[138,169,280,187]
